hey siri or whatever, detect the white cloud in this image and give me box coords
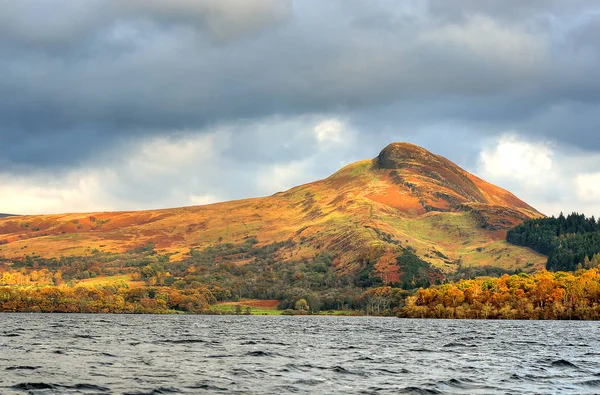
[129,132,223,174]
[0,170,116,215]
[258,161,311,193]
[314,119,344,143]
[188,194,219,206]
[575,173,600,202]
[479,133,554,185]
[0,131,230,215]
[477,133,600,217]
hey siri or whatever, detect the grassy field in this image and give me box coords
[212,299,358,316]
[213,304,282,315]
[385,211,546,273]
[75,274,145,288]
[213,299,281,315]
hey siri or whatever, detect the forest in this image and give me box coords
[398,213,600,319]
[0,238,411,315]
[401,268,600,320]
[0,285,212,314]
[3,213,600,318]
[506,212,600,271]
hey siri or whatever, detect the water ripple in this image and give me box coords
[0,314,599,394]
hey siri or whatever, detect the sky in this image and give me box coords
[2,0,600,216]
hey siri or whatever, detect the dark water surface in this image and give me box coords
[1,315,600,394]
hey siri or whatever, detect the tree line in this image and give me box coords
[507,212,600,271]
[0,237,422,315]
[401,268,600,320]
[0,284,212,314]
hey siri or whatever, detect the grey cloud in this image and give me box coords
[1,0,600,178]
[118,0,292,41]
[0,0,291,50]
[426,0,600,22]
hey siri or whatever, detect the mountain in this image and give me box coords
[0,214,16,218]
[0,142,545,281]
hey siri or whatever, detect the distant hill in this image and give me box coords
[0,214,16,218]
[0,142,546,283]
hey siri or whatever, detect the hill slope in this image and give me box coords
[0,143,546,281]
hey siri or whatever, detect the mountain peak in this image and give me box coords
[377,142,439,169]
[369,141,542,221]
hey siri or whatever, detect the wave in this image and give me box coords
[123,387,180,395]
[397,386,442,394]
[12,383,58,391]
[246,350,277,357]
[374,367,411,375]
[5,366,39,371]
[443,342,478,348]
[436,377,480,390]
[579,379,600,387]
[187,382,228,391]
[12,383,110,392]
[160,339,207,344]
[293,379,324,386]
[550,359,580,369]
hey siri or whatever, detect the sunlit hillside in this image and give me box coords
[0,143,546,280]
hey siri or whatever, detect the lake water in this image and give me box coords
[1,314,600,394]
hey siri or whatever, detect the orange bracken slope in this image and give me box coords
[0,143,546,277]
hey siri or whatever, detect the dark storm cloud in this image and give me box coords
[1,0,600,172]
